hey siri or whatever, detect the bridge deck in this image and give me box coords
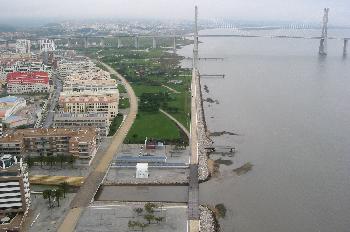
[188,164,200,220]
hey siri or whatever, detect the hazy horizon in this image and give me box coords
[0,0,349,27]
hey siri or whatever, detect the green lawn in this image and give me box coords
[166,91,191,130]
[126,112,180,144]
[131,84,164,96]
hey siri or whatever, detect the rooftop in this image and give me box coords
[0,128,97,144]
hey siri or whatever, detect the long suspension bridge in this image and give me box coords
[0,8,348,56]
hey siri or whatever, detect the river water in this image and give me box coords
[178,28,350,232]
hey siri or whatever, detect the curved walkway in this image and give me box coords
[159,109,190,139]
[162,84,181,94]
[58,62,138,232]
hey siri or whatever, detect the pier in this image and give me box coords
[200,74,225,78]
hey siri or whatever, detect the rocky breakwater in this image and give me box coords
[199,205,216,232]
[194,70,213,181]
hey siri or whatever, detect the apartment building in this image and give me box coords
[6,71,50,94]
[0,154,30,231]
[53,113,110,137]
[15,39,31,54]
[63,78,118,93]
[0,128,98,160]
[58,59,98,78]
[59,94,118,120]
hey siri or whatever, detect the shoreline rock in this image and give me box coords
[200,205,218,232]
[210,130,239,136]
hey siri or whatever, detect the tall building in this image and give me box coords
[6,71,50,94]
[15,40,31,54]
[39,39,56,52]
[0,128,99,160]
[0,154,30,231]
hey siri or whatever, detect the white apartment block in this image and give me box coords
[58,59,98,78]
[39,39,56,52]
[0,155,30,213]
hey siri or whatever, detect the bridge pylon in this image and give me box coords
[319,8,329,55]
[152,37,157,49]
[343,39,348,57]
[84,36,88,49]
[134,36,139,49]
[117,37,122,48]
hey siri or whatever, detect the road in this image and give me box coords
[43,72,62,128]
[57,62,138,232]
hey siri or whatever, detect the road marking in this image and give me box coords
[31,213,40,227]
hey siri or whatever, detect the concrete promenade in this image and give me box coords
[57,62,138,232]
[187,69,201,232]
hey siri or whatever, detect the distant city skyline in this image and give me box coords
[0,0,349,26]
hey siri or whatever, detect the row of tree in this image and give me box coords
[25,155,76,168]
[42,182,69,208]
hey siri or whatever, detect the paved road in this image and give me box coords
[57,62,138,232]
[43,72,62,128]
[159,109,190,139]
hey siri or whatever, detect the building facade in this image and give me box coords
[58,94,118,120]
[0,155,30,231]
[53,113,110,137]
[6,71,50,94]
[0,128,98,160]
[15,40,31,54]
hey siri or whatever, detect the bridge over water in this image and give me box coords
[1,8,348,56]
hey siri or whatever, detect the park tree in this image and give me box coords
[69,155,76,168]
[144,214,155,224]
[134,207,143,215]
[53,188,64,207]
[42,189,52,207]
[144,203,157,214]
[59,182,69,198]
[155,216,164,224]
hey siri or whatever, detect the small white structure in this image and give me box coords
[136,163,149,178]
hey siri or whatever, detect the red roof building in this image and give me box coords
[6,72,50,94]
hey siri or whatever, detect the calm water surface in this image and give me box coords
[179,28,350,232]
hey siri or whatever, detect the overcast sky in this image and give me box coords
[0,0,349,25]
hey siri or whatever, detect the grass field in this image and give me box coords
[84,46,192,144]
[125,112,180,144]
